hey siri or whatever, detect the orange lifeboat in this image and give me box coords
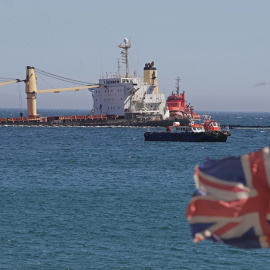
[203,120,220,132]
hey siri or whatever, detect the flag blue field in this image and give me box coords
[186,146,270,249]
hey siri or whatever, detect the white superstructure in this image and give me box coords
[89,39,169,120]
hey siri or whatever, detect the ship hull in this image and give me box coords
[144,131,228,142]
[0,115,190,127]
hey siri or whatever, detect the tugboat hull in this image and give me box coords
[144,131,228,142]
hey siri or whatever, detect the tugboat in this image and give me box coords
[166,77,201,120]
[144,117,230,142]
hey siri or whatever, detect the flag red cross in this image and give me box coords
[186,146,270,248]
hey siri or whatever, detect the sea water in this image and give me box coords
[1,110,270,269]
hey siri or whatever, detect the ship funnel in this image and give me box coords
[144,62,158,94]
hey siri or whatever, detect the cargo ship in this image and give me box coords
[0,39,198,127]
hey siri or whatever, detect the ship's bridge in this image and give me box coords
[99,78,121,85]
[98,76,149,87]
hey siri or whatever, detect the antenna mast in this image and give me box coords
[176,76,181,95]
[119,38,131,78]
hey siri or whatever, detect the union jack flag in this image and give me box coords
[186,146,270,249]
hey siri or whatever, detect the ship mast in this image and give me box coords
[119,38,131,78]
[176,76,181,95]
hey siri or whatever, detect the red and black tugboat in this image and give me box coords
[144,116,230,142]
[166,77,201,120]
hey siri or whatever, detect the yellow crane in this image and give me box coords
[0,79,21,87]
[0,67,99,117]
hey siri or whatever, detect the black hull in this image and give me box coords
[144,131,229,142]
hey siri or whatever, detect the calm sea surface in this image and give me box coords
[1,109,270,269]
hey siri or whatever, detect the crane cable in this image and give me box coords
[0,77,19,81]
[35,68,95,86]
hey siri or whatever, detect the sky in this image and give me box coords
[0,0,269,112]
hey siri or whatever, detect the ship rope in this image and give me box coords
[35,68,95,86]
[37,73,56,89]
